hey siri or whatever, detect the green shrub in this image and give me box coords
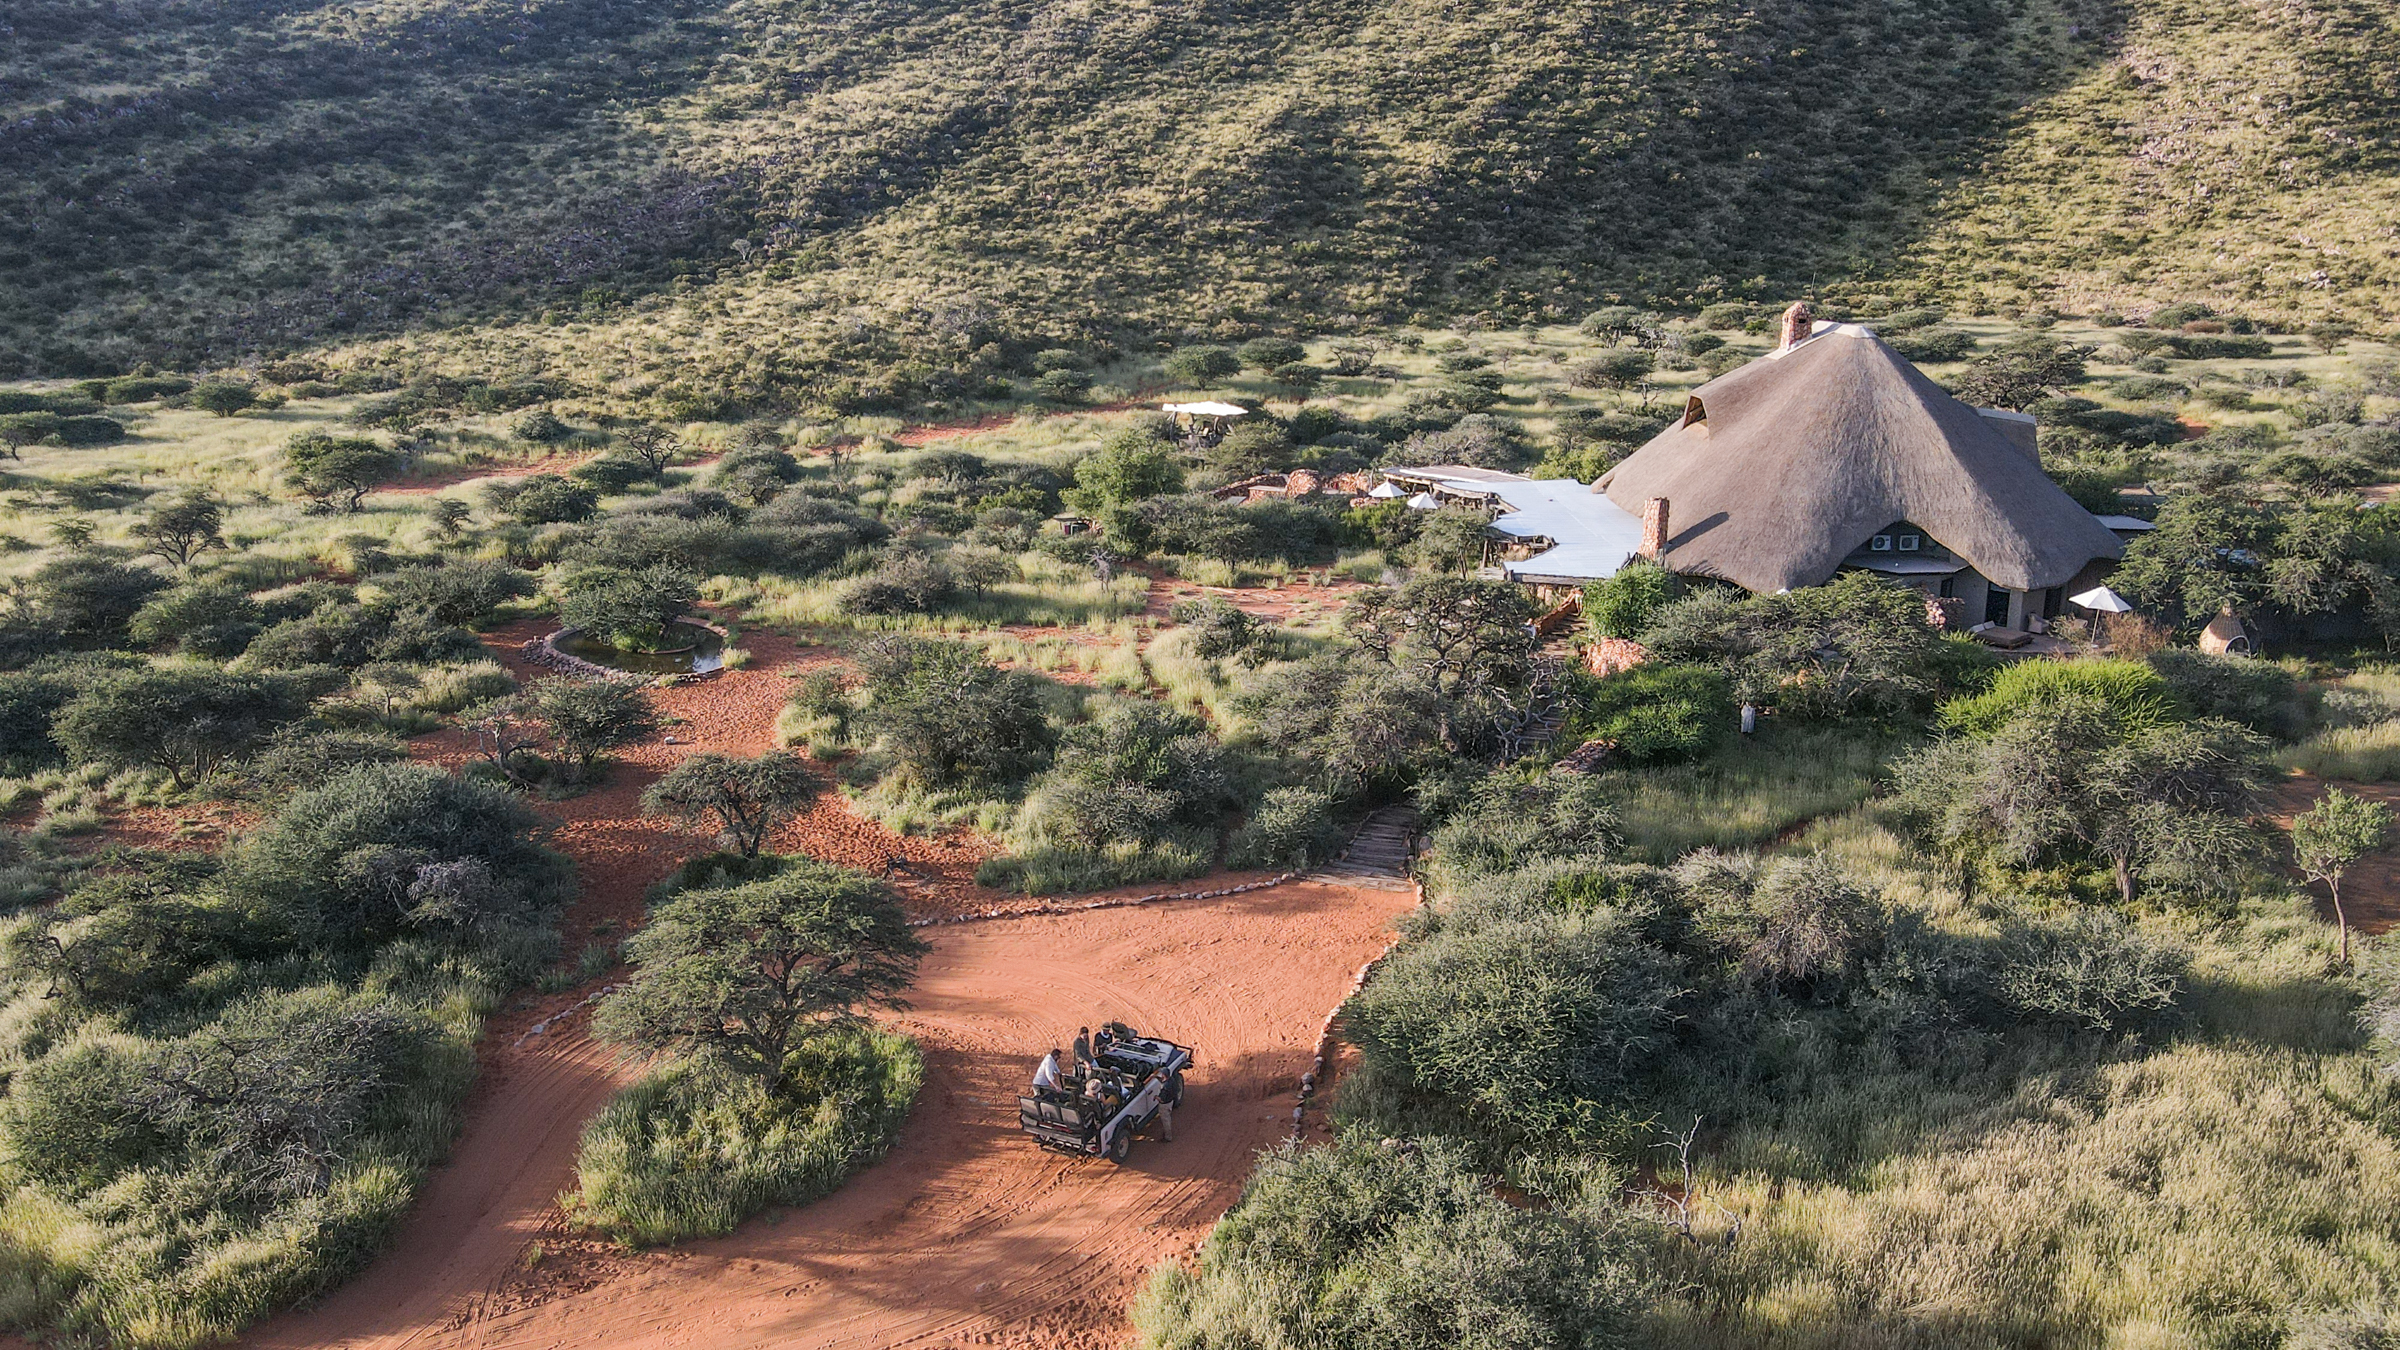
[126,581,262,657]
[1581,561,1681,640]
[1226,786,1344,870]
[560,562,701,648]
[853,637,1057,787]
[2145,649,2304,739]
[1345,907,1682,1140]
[1886,328,1977,362]
[54,666,310,787]
[1235,337,1305,371]
[1164,346,1241,385]
[503,474,599,525]
[1133,1136,1651,1350]
[237,727,409,796]
[563,1025,922,1247]
[1990,911,2187,1035]
[1568,349,1655,389]
[223,762,573,952]
[1577,663,1729,765]
[1939,657,2177,737]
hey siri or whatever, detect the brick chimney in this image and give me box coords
[1639,497,1670,560]
[1779,300,1815,350]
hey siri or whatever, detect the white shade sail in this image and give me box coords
[1367,481,1406,499]
[1405,492,1441,510]
[2068,585,2134,613]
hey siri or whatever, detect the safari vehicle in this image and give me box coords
[1018,1029,1193,1163]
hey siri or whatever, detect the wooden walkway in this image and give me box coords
[1311,805,1419,892]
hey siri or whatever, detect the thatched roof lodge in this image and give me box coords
[1596,306,2125,631]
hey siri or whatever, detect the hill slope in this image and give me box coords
[1,0,2392,394]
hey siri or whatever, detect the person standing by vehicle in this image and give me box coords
[1072,1027,1093,1074]
[1033,1048,1063,1091]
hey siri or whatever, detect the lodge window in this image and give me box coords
[1682,396,1706,428]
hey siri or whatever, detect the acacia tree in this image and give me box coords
[285,432,401,513]
[54,667,308,787]
[595,862,927,1088]
[134,491,227,568]
[527,678,657,785]
[1890,693,2267,905]
[621,424,682,476]
[1343,575,1535,702]
[1948,336,2091,410]
[641,751,821,857]
[2292,788,2392,967]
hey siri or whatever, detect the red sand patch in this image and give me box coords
[239,881,1409,1350]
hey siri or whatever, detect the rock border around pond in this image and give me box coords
[523,614,732,686]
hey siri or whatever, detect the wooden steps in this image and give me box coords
[1311,805,1419,891]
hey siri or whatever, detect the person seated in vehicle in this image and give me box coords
[1091,1025,1115,1061]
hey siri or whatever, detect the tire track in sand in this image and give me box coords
[241,880,1409,1350]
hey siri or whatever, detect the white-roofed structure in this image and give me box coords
[1379,466,1648,586]
[1161,401,1250,417]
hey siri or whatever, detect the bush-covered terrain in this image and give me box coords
[1145,634,2400,1349]
[4,0,2396,398]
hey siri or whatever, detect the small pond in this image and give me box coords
[560,621,726,676]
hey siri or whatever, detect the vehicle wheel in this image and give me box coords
[1108,1129,1133,1164]
[1167,1072,1186,1107]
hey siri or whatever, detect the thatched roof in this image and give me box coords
[1596,324,2123,593]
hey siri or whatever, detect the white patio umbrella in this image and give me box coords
[1405,492,1441,510]
[2068,585,2134,613]
[1367,481,1405,499]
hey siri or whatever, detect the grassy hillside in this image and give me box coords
[3,0,2394,401]
[1910,0,2400,319]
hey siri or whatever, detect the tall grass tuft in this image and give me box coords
[562,1025,922,1248]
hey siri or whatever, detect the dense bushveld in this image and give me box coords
[1,299,2397,1343]
[1141,640,2400,1350]
[4,0,2396,397]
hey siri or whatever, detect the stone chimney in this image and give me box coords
[1778,301,1815,350]
[1639,497,1670,560]
[1284,468,1321,497]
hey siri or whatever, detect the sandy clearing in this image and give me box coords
[241,880,1409,1350]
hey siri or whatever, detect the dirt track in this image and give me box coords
[242,881,1407,1350]
[210,611,1411,1350]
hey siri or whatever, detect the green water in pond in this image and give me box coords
[561,622,725,675]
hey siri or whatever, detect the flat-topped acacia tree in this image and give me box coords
[595,861,926,1089]
[641,751,821,858]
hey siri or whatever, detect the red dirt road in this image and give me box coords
[242,881,1408,1350]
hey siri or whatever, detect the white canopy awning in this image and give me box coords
[2069,585,2134,613]
[1162,401,1249,417]
[1367,481,1406,499]
[1405,492,1441,510]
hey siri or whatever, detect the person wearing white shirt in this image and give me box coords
[1032,1048,1063,1091]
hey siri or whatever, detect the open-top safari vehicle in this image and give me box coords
[1017,1026,1192,1164]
